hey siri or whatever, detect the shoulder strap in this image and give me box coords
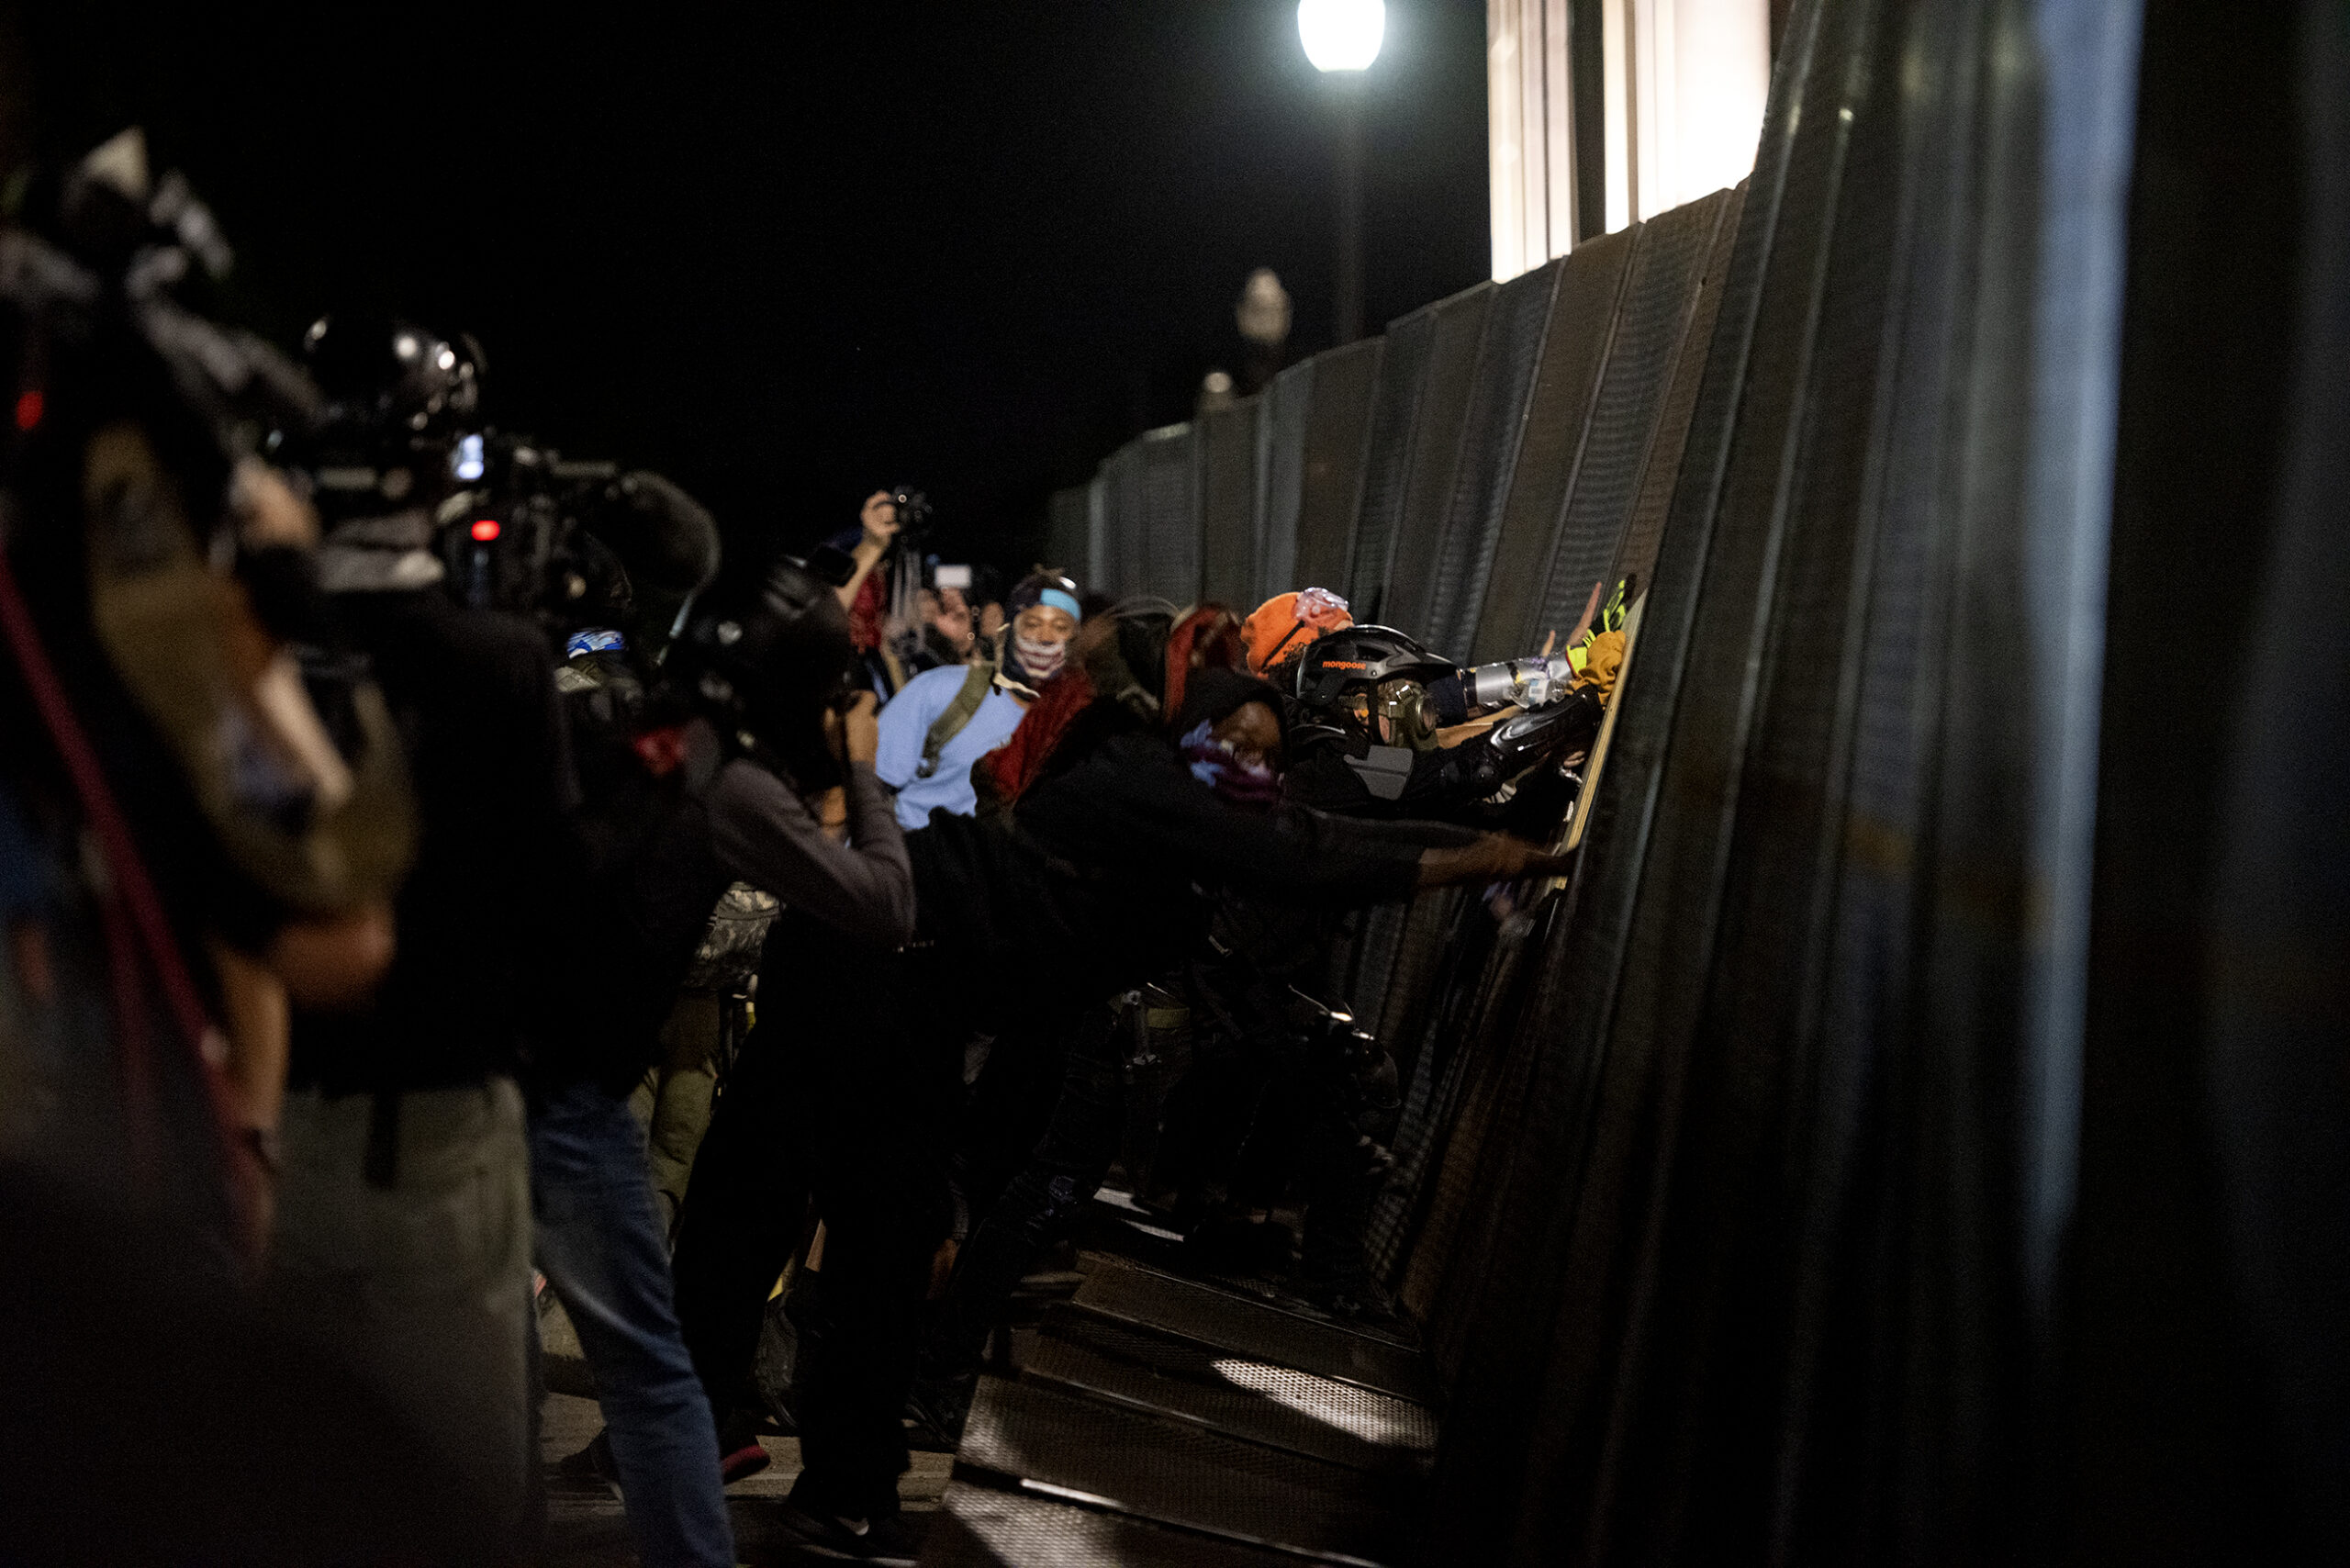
[917,653,998,778]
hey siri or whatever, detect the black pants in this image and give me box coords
[1148,1003,1396,1292]
[1154,1025,1274,1216]
[670,944,956,1521]
[1243,1060,1391,1290]
[923,1007,1124,1378]
[953,1008,1084,1232]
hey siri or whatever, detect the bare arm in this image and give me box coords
[1415,835,1572,889]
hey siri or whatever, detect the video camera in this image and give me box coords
[435,431,626,624]
[885,484,976,594]
[887,484,934,540]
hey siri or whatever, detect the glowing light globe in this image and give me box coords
[1298,0,1385,73]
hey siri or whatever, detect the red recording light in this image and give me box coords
[469,518,501,543]
[14,389,43,431]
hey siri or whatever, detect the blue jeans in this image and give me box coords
[529,1079,734,1568]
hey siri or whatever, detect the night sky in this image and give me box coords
[20,1,1492,572]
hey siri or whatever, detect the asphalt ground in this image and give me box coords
[536,1293,951,1566]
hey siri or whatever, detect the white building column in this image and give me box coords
[1490,0,1773,280]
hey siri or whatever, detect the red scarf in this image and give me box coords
[972,666,1095,809]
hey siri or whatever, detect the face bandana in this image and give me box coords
[1011,632,1068,685]
[1180,721,1283,811]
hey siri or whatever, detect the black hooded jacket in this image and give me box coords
[906,695,1421,1017]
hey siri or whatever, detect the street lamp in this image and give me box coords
[1297,0,1385,73]
[1298,1,1383,343]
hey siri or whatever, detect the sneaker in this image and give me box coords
[1303,1260,1404,1328]
[1188,1213,1294,1274]
[555,1428,623,1503]
[902,1371,974,1451]
[715,1408,771,1484]
[771,1494,927,1564]
[753,1290,809,1434]
[720,1440,771,1484]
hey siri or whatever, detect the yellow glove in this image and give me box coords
[1572,630,1627,704]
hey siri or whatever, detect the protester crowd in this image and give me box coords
[0,133,1625,1567]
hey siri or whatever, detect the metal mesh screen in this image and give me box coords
[1138,422,1200,606]
[1292,339,1384,595]
[1332,900,1410,1051]
[1028,1309,1435,1476]
[1071,1255,1434,1405]
[922,1483,1305,1568]
[1419,260,1560,661]
[1469,229,1638,665]
[957,1376,1403,1561]
[1197,396,1262,610]
[1391,913,1544,1334]
[1095,441,1146,602]
[2070,6,2348,1562]
[1382,283,1494,638]
[1577,25,1914,1542]
[1362,889,1476,1278]
[1347,307,1438,620]
[1077,1252,1418,1351]
[1083,475,1109,596]
[1512,195,1729,657]
[1256,361,1314,606]
[1611,183,1749,596]
[1467,2,1880,1543]
[1046,484,1091,582]
[1413,0,1845,1544]
[1412,904,1582,1393]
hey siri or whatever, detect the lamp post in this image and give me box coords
[1297,0,1384,343]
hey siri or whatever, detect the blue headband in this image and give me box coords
[1038,588,1083,621]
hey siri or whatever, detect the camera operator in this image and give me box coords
[633,549,947,1562]
[873,568,1084,831]
[833,483,971,696]
[265,313,574,1553]
[1,134,412,1230]
[510,465,749,1568]
[543,470,750,1253]
[0,126,525,1564]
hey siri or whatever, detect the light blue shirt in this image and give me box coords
[874,664,1029,831]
